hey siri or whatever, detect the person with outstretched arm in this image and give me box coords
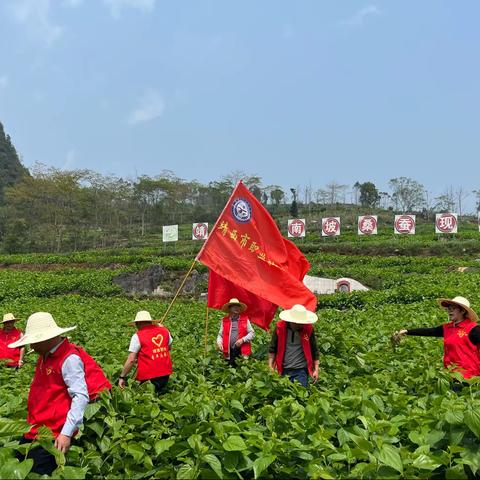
[392,296,480,380]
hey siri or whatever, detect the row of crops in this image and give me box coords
[2,245,480,478]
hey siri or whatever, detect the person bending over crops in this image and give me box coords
[392,296,480,380]
[216,298,255,366]
[119,310,173,394]
[0,313,24,368]
[9,312,111,476]
[268,304,320,387]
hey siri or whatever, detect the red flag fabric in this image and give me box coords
[197,181,317,323]
[207,270,278,331]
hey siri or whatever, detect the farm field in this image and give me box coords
[2,241,480,479]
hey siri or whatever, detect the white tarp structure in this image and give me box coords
[303,275,369,295]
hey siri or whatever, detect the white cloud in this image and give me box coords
[338,5,380,28]
[127,89,165,126]
[8,0,63,46]
[103,0,156,19]
[0,76,8,90]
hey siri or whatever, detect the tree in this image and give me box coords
[434,187,455,213]
[290,188,298,217]
[388,177,426,212]
[269,187,285,208]
[325,181,347,205]
[353,181,361,205]
[359,182,380,208]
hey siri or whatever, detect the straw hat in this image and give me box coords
[279,304,318,324]
[438,296,479,322]
[128,310,158,326]
[221,298,247,313]
[1,313,19,324]
[8,312,76,348]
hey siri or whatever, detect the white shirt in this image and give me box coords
[47,339,90,437]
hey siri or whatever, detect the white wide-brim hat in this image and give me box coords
[128,310,159,326]
[8,312,76,348]
[279,304,318,324]
[438,296,479,323]
[221,298,247,313]
[2,313,20,324]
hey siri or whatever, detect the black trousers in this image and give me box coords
[226,347,242,367]
[16,437,57,476]
[141,375,169,394]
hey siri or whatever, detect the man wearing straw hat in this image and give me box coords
[392,296,480,381]
[9,311,111,476]
[268,304,320,387]
[119,310,173,394]
[216,298,255,366]
[0,313,25,368]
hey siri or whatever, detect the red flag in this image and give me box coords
[197,181,317,323]
[207,270,278,331]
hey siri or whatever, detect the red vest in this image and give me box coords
[222,315,252,358]
[26,339,111,439]
[0,328,22,366]
[275,320,314,375]
[136,325,173,381]
[443,319,480,379]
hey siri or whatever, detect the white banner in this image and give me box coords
[288,219,306,238]
[394,215,416,235]
[435,213,458,234]
[358,215,377,235]
[322,217,341,237]
[192,223,208,240]
[162,225,178,242]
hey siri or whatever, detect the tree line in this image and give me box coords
[1,121,479,253]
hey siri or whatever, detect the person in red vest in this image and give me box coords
[9,311,111,475]
[216,298,255,366]
[392,296,480,382]
[118,310,173,394]
[0,313,25,368]
[268,304,320,387]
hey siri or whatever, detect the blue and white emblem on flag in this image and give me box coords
[231,198,252,223]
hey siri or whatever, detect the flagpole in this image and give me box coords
[203,306,209,357]
[160,259,197,324]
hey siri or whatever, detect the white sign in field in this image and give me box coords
[394,215,416,235]
[288,219,306,238]
[358,215,377,235]
[192,223,208,240]
[435,213,458,234]
[162,225,178,242]
[322,217,341,237]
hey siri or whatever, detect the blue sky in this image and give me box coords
[0,1,479,211]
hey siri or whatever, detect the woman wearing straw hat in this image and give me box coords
[0,313,25,368]
[216,298,255,366]
[268,304,320,387]
[392,296,480,380]
[9,312,111,476]
[119,311,173,394]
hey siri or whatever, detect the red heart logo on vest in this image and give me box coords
[152,334,164,347]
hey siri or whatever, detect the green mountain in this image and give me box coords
[0,122,29,203]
